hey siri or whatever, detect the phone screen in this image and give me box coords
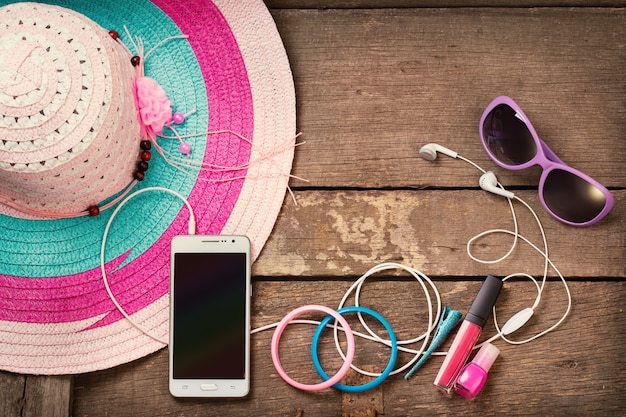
[172,252,247,380]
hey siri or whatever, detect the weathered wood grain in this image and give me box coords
[0,372,24,417]
[255,190,626,278]
[71,280,626,416]
[267,0,626,7]
[0,373,72,417]
[22,375,73,417]
[272,8,626,188]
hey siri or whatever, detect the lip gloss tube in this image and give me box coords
[433,275,502,394]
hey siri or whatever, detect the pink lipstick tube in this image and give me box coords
[433,275,502,394]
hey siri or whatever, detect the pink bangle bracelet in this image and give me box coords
[270,305,356,391]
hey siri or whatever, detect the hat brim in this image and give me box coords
[0,0,295,374]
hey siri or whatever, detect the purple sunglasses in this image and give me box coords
[480,96,614,226]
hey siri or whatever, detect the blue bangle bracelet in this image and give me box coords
[311,306,398,393]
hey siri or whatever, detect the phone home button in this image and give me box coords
[200,383,218,391]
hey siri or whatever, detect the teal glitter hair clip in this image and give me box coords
[405,305,462,379]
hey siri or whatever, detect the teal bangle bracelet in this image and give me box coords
[311,306,398,393]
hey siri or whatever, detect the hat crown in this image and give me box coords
[0,3,140,216]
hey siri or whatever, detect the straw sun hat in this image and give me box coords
[0,0,296,374]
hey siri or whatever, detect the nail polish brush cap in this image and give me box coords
[473,342,500,372]
[465,275,503,328]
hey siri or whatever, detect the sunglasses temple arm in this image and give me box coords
[539,138,565,165]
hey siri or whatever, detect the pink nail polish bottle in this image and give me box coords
[454,342,500,400]
[433,275,502,394]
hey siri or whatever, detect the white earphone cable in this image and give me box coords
[332,262,441,377]
[100,186,196,345]
[457,153,571,346]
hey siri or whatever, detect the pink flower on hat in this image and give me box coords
[135,76,172,136]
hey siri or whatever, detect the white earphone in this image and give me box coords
[419,142,571,346]
[418,143,458,161]
[420,143,515,199]
[479,171,515,199]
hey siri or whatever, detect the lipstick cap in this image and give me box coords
[465,275,502,328]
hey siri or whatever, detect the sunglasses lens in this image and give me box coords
[543,169,607,224]
[482,104,537,165]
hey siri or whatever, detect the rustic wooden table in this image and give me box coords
[2,1,625,416]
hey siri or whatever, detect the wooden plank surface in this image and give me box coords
[255,190,626,278]
[0,372,24,417]
[70,280,626,416]
[267,1,626,7]
[275,7,626,189]
[1,3,624,417]
[0,373,72,417]
[22,376,73,417]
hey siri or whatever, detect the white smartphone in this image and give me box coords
[169,235,251,398]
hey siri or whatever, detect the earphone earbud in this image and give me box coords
[479,171,515,199]
[419,143,458,161]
